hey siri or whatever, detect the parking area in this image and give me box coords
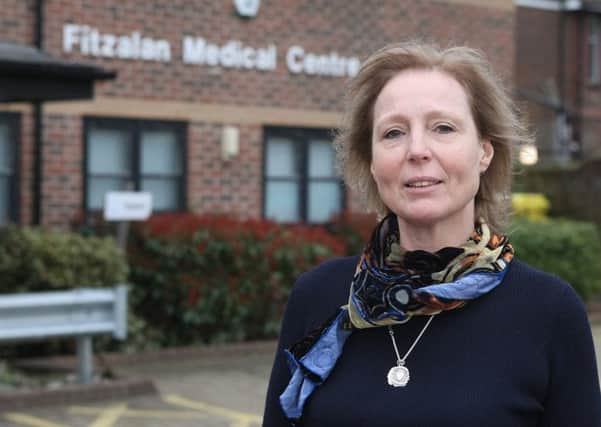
[0,344,276,427]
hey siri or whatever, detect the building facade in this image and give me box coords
[516,0,601,164]
[0,0,514,228]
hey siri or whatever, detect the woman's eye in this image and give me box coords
[384,129,404,139]
[434,124,454,134]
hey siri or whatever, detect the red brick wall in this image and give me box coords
[188,123,263,218]
[41,114,82,228]
[0,0,35,44]
[578,13,601,160]
[516,7,601,162]
[41,0,514,110]
[515,7,561,159]
[0,0,515,227]
[19,110,35,225]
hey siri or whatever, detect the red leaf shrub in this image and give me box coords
[127,213,350,345]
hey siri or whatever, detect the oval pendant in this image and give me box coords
[387,365,410,387]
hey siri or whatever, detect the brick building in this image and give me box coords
[516,0,601,163]
[0,0,514,228]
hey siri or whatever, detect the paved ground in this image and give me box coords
[2,324,601,427]
[0,344,277,427]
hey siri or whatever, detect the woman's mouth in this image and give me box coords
[405,178,442,188]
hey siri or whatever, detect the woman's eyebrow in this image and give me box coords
[424,109,464,122]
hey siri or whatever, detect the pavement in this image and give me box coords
[2,323,601,427]
[0,342,277,427]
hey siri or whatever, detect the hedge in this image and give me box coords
[0,226,129,358]
[0,226,128,293]
[508,218,601,300]
[127,214,345,345]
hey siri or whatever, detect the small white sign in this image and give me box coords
[104,191,153,221]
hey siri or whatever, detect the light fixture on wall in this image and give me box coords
[519,144,538,166]
[221,125,240,160]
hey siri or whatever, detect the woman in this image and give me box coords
[262,41,601,426]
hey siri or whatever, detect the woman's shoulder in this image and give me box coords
[505,258,587,317]
[286,255,359,317]
[292,255,359,295]
[508,258,574,291]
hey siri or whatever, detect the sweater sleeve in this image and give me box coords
[262,274,310,427]
[539,284,601,427]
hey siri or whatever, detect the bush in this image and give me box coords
[127,214,345,345]
[0,226,129,359]
[0,226,128,293]
[509,218,601,300]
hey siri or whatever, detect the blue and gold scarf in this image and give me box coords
[279,214,514,422]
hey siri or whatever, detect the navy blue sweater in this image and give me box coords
[262,257,601,426]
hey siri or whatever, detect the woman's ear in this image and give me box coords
[480,140,494,173]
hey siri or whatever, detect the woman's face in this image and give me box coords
[370,68,493,229]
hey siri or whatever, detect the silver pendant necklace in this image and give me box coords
[386,315,435,387]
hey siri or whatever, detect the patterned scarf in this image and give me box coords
[279,214,514,422]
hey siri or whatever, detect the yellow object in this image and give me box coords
[512,193,551,221]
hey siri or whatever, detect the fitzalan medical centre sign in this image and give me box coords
[62,23,360,78]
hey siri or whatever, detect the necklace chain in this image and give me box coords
[387,315,435,366]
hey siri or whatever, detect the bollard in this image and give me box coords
[76,335,94,384]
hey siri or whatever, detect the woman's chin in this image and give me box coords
[392,205,447,227]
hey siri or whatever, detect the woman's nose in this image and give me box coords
[407,131,432,162]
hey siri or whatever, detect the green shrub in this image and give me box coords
[0,226,129,359]
[0,226,128,293]
[509,218,601,300]
[127,214,345,345]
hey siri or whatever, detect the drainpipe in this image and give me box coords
[32,0,43,225]
[558,0,567,106]
[555,0,570,163]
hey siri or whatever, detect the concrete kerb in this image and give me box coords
[3,340,277,410]
[0,377,157,411]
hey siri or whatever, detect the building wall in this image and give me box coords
[515,6,561,160]
[515,5,601,162]
[0,0,515,228]
[0,0,35,45]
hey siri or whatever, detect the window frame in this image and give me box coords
[262,126,345,223]
[0,112,20,225]
[83,117,187,214]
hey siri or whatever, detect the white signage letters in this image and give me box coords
[286,45,360,77]
[182,37,276,71]
[62,23,359,77]
[63,24,171,62]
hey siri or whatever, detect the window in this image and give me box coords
[264,127,344,223]
[84,118,186,212]
[588,16,600,84]
[0,113,19,226]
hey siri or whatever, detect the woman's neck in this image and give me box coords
[397,214,475,253]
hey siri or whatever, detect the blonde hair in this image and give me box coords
[334,41,532,232]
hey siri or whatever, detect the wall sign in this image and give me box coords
[103,191,153,221]
[62,23,360,78]
[234,0,261,17]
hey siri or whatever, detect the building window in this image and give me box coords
[84,118,186,212]
[0,113,19,226]
[588,16,600,84]
[263,127,344,223]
